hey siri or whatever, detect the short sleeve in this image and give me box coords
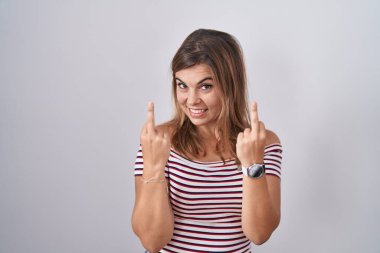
[133,145,169,178]
[134,145,144,176]
[263,143,283,179]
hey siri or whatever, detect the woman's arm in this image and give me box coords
[131,102,174,253]
[132,172,174,252]
[241,131,281,245]
[237,102,282,245]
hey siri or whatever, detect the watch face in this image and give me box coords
[248,164,265,178]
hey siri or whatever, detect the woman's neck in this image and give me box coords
[196,125,219,143]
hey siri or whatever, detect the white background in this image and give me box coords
[1,0,379,252]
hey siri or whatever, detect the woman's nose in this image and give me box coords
[187,90,201,105]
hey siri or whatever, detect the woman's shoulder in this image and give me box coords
[265,129,281,146]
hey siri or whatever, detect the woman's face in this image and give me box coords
[175,64,222,130]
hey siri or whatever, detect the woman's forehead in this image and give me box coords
[175,64,214,81]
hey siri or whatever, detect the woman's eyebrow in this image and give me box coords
[175,77,213,85]
[197,77,213,84]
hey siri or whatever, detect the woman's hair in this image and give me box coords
[163,28,250,164]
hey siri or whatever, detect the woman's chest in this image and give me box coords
[166,159,243,221]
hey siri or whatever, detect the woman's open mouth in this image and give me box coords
[188,108,208,118]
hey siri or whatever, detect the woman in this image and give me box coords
[132,29,283,253]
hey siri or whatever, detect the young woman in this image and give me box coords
[132,29,283,253]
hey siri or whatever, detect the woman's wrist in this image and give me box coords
[143,166,166,179]
[141,174,166,184]
[241,156,264,167]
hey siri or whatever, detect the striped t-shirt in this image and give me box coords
[134,143,283,253]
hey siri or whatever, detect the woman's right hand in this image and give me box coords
[140,102,171,177]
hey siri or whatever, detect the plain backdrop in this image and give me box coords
[1,0,379,252]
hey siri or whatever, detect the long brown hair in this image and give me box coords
[163,29,250,165]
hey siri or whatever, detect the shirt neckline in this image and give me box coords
[169,148,235,165]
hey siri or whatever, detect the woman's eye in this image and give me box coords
[177,83,187,89]
[201,84,213,90]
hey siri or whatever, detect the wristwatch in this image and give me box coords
[241,163,266,178]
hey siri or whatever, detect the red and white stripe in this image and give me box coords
[134,143,283,253]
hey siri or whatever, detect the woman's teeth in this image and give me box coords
[190,108,206,114]
[188,108,207,117]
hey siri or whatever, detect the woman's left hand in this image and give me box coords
[236,101,266,167]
